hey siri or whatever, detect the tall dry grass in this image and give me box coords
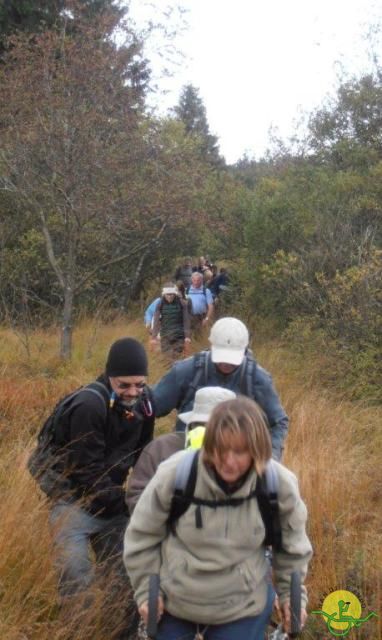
[0,317,381,639]
[257,339,382,639]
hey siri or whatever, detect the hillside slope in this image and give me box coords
[0,319,380,639]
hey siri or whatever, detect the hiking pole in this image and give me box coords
[290,571,301,638]
[146,573,160,639]
[268,571,302,639]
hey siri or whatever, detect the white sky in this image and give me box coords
[128,0,381,163]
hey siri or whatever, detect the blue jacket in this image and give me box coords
[152,351,289,460]
[144,297,161,327]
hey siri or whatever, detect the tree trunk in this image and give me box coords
[60,285,74,359]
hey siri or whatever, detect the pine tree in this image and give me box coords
[174,84,224,167]
[0,0,124,53]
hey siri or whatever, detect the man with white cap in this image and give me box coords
[152,317,288,460]
[150,281,191,357]
[126,387,236,514]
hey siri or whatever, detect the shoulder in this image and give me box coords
[253,363,273,384]
[142,449,187,498]
[271,460,303,504]
[173,355,197,376]
[157,448,189,475]
[205,288,213,299]
[72,382,108,411]
[272,459,297,484]
[65,382,109,431]
[142,432,185,458]
[153,356,197,395]
[129,450,188,518]
[271,463,311,542]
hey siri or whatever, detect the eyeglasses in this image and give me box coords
[114,381,146,391]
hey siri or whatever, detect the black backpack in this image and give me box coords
[168,449,282,550]
[27,381,109,498]
[158,296,184,316]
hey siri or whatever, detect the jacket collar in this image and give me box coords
[198,454,257,500]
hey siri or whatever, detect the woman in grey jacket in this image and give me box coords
[124,397,312,640]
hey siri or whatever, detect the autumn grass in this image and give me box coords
[0,317,381,639]
[257,338,382,639]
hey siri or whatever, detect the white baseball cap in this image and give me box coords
[209,317,249,366]
[178,386,236,425]
[162,285,178,295]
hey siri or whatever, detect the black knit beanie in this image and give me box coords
[105,338,148,377]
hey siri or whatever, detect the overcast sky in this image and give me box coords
[129,0,381,163]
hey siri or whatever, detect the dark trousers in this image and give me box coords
[190,313,206,337]
[161,336,184,358]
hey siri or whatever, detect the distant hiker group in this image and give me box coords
[145,256,231,357]
[174,255,229,300]
[28,315,312,640]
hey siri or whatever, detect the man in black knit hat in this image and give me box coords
[45,337,154,636]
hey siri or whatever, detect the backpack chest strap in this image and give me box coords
[190,489,258,509]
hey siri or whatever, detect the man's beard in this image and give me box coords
[120,397,138,409]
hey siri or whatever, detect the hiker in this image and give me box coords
[174,257,193,288]
[41,338,155,635]
[175,279,187,300]
[208,267,229,303]
[207,264,219,299]
[124,396,312,640]
[126,386,236,514]
[150,282,191,358]
[194,255,209,273]
[152,317,288,460]
[203,268,214,288]
[144,296,161,332]
[204,254,213,270]
[187,271,214,336]
[214,267,229,296]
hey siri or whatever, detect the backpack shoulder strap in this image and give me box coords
[239,350,257,398]
[67,381,109,421]
[174,448,199,493]
[193,350,209,388]
[202,350,209,381]
[264,458,278,493]
[50,381,109,445]
[178,351,209,412]
[255,459,282,550]
[168,451,282,548]
[168,449,199,533]
[88,380,110,399]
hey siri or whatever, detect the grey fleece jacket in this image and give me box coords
[123,450,312,625]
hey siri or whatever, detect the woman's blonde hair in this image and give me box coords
[203,269,213,284]
[203,396,272,475]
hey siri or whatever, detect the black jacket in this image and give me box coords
[54,375,155,517]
